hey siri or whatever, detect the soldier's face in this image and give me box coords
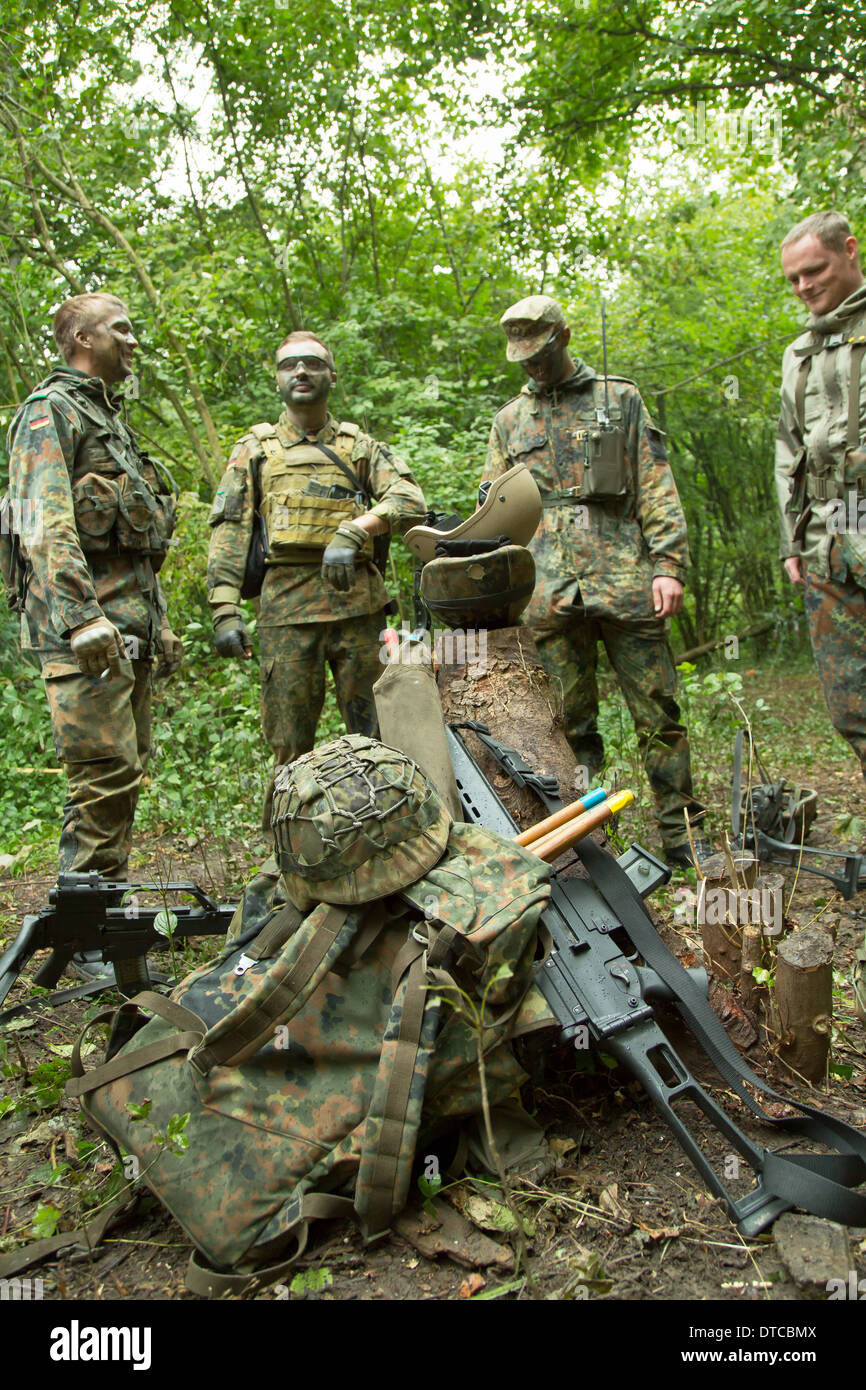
[522,327,569,387]
[276,340,335,407]
[82,305,138,386]
[781,233,864,316]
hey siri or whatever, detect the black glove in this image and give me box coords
[322,520,368,592]
[213,607,252,659]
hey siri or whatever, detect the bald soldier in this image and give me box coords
[207,330,425,815]
[481,295,711,867]
[3,293,182,912]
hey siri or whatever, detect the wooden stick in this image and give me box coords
[515,788,607,847]
[529,792,635,863]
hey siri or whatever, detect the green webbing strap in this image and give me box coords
[0,1186,138,1279]
[188,905,351,1073]
[243,901,305,961]
[794,355,811,434]
[358,941,430,1240]
[848,342,866,450]
[66,991,206,1099]
[184,1193,355,1298]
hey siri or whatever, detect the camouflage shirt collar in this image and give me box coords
[277,409,338,446]
[521,360,597,399]
[808,282,866,336]
[40,366,121,414]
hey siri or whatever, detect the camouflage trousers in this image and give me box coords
[259,611,384,825]
[803,545,866,781]
[43,659,152,879]
[534,614,704,848]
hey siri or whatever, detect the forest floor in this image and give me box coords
[1,665,865,1305]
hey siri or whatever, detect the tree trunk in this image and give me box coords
[436,625,583,837]
[773,928,834,1084]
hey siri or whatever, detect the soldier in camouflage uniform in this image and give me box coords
[4,293,183,883]
[207,332,425,814]
[482,296,709,865]
[776,212,866,783]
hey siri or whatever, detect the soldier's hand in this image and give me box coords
[652,576,684,619]
[213,607,252,659]
[784,556,805,586]
[322,520,368,592]
[156,625,184,677]
[70,617,124,679]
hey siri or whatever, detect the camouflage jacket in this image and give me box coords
[207,409,425,626]
[482,362,689,628]
[5,367,171,676]
[775,283,866,579]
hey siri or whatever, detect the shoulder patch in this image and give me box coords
[336,420,360,438]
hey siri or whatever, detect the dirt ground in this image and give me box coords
[1,668,865,1304]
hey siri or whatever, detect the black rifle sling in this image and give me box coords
[468,724,866,1225]
[313,442,368,503]
[575,834,866,1225]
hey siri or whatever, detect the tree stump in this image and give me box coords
[774,928,834,1083]
[698,863,744,988]
[436,625,583,836]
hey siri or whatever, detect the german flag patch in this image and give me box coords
[29,416,51,429]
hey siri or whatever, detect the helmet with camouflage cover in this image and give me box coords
[271,734,452,907]
[420,543,535,630]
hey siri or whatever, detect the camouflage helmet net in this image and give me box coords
[271,733,452,906]
[420,543,535,630]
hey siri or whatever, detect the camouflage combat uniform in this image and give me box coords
[776,284,866,780]
[207,410,424,777]
[5,366,176,876]
[483,362,704,847]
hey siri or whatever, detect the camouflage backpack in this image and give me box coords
[67,737,554,1296]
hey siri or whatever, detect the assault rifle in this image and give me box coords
[0,873,235,1022]
[446,720,866,1237]
[731,727,864,899]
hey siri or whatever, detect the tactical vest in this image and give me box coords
[792,320,866,502]
[15,377,177,569]
[251,420,372,561]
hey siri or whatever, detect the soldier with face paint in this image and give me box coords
[4,293,182,921]
[481,295,711,867]
[207,331,425,818]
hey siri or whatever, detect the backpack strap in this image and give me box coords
[187,904,354,1072]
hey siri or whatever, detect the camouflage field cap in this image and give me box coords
[272,734,452,906]
[420,544,536,630]
[500,295,567,362]
[404,463,541,564]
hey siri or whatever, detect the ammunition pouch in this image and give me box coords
[72,470,175,570]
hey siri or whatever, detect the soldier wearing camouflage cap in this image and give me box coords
[207,331,426,820]
[3,294,183,889]
[482,295,710,867]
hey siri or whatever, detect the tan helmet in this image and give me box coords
[404,463,541,565]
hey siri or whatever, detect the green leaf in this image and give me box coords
[153,910,178,939]
[289,1266,333,1294]
[31,1203,63,1239]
